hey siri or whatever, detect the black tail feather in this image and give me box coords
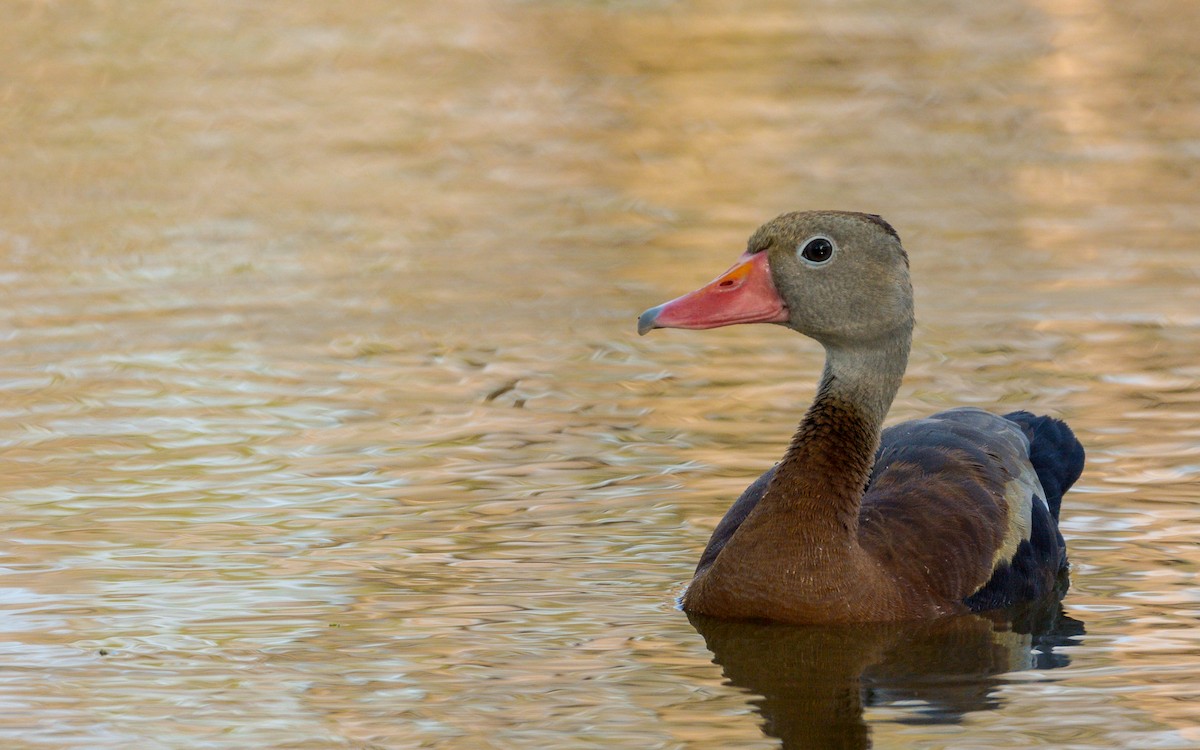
[1003,411,1085,521]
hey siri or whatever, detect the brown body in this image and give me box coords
[682,396,932,622]
[681,395,1009,622]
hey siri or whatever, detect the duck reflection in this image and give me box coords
[689,603,1083,749]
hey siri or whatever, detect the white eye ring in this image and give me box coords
[797,235,836,266]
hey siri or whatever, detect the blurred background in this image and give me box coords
[1,1,1198,748]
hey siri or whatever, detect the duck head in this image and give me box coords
[638,211,914,348]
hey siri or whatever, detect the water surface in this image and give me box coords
[2,0,1199,747]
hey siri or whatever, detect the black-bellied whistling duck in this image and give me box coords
[638,211,1085,624]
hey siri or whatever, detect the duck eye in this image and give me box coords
[799,237,834,264]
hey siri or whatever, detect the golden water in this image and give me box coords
[2,0,1198,747]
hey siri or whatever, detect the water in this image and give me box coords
[2,0,1198,747]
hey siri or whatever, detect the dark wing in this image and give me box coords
[1001,410,1085,521]
[858,408,1068,608]
[967,410,1084,609]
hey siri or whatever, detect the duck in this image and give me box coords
[638,211,1085,624]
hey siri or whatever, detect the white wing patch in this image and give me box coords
[993,461,1048,569]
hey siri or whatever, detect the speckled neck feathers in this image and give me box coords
[764,331,912,537]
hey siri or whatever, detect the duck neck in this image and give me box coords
[765,330,911,538]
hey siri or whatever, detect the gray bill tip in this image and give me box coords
[637,305,663,336]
